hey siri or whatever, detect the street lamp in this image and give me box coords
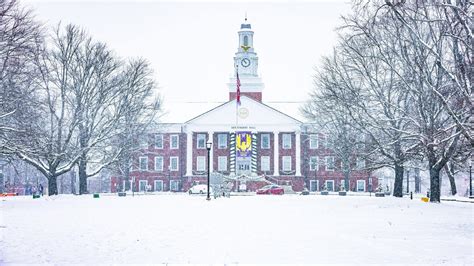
[469,159,472,197]
[406,169,409,194]
[206,140,212,201]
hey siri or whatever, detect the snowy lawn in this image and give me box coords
[1,193,472,265]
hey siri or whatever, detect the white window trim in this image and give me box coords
[170,134,179,149]
[282,156,292,171]
[326,156,335,171]
[357,180,366,192]
[140,135,148,148]
[139,156,148,171]
[260,156,270,172]
[217,156,227,171]
[325,180,335,192]
[282,133,292,149]
[139,180,148,192]
[310,180,319,192]
[170,180,180,192]
[309,134,318,149]
[325,135,332,149]
[309,156,318,171]
[261,134,270,149]
[155,134,164,149]
[196,134,206,149]
[356,158,366,169]
[170,156,179,171]
[154,180,163,192]
[217,134,227,149]
[154,156,163,172]
[196,156,206,171]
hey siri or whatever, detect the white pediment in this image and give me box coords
[185,96,301,131]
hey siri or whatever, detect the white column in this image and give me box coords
[186,131,193,176]
[295,131,301,176]
[208,131,214,173]
[273,131,279,176]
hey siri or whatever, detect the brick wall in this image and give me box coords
[279,132,296,176]
[213,132,231,175]
[229,92,262,102]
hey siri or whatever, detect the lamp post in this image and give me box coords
[406,169,409,194]
[469,159,472,197]
[206,140,212,201]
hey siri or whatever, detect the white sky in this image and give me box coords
[24,0,352,122]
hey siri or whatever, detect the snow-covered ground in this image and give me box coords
[1,193,472,265]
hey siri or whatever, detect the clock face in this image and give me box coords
[238,107,249,119]
[241,58,251,68]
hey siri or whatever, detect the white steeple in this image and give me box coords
[228,16,264,102]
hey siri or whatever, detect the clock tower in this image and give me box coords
[228,17,264,102]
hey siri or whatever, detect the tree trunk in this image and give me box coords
[414,168,420,193]
[429,168,441,202]
[444,164,457,196]
[48,176,58,196]
[393,164,404,197]
[78,158,88,194]
[343,170,350,192]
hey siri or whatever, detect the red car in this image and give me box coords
[256,185,284,195]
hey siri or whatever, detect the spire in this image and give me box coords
[241,13,251,30]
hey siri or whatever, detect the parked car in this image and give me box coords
[256,185,284,195]
[188,184,212,195]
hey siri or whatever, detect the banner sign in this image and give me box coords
[236,131,252,175]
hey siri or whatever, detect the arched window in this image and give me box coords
[243,35,248,46]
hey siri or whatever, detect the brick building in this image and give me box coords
[110,19,376,193]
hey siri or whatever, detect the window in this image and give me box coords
[154,180,163,192]
[356,157,365,169]
[261,156,270,172]
[356,134,366,149]
[139,180,148,192]
[325,180,335,191]
[357,180,366,192]
[309,156,318,171]
[310,180,319,192]
[218,134,227,149]
[326,156,335,171]
[155,134,163,149]
[340,180,346,191]
[170,180,180,192]
[282,156,292,171]
[170,135,179,149]
[261,134,270,149]
[309,134,318,149]
[282,133,292,149]
[218,156,227,171]
[139,135,148,148]
[325,135,333,149]
[154,156,163,171]
[197,133,206,149]
[243,35,248,46]
[139,157,148,171]
[196,156,206,171]
[170,157,179,171]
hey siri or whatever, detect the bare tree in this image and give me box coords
[111,59,162,193]
[0,0,43,156]
[304,0,470,202]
